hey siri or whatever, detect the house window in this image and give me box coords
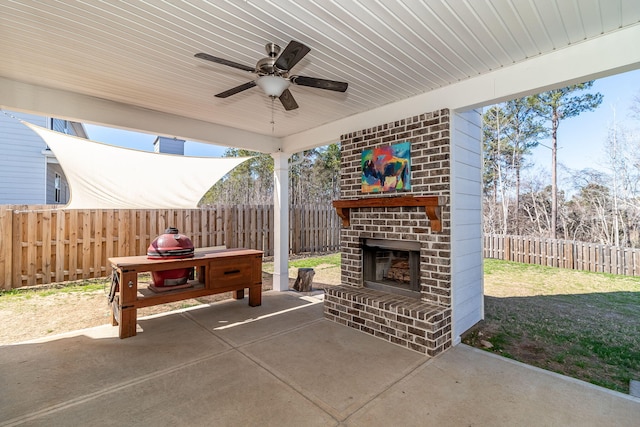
[54,173,61,203]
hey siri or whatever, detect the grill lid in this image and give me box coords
[147,227,194,259]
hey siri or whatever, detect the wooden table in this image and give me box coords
[108,248,263,338]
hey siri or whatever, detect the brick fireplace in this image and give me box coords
[324,109,453,356]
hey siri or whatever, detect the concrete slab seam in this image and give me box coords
[0,350,235,427]
[233,340,341,424]
[339,355,436,424]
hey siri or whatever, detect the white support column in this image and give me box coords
[271,151,290,291]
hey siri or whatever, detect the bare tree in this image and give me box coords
[501,99,546,234]
[603,115,640,247]
[201,144,341,207]
[482,100,544,234]
[519,171,553,237]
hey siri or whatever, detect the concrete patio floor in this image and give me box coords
[1,291,638,426]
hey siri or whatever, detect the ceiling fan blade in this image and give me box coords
[274,40,310,71]
[279,89,299,111]
[290,75,348,92]
[215,81,256,98]
[195,53,255,73]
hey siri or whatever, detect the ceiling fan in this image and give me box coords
[195,40,348,111]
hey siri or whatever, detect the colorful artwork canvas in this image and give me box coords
[361,141,411,193]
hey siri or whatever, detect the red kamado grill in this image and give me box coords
[147,227,194,287]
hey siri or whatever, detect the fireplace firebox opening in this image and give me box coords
[361,238,421,298]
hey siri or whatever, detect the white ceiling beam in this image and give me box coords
[282,24,640,152]
[0,77,280,153]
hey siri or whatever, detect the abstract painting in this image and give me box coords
[361,141,411,193]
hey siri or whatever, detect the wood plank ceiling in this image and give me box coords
[1,0,639,145]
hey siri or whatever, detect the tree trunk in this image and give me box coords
[515,163,521,235]
[551,112,558,239]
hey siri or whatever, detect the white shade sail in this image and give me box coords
[24,122,251,209]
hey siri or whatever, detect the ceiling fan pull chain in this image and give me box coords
[271,97,275,134]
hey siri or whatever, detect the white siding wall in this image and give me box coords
[451,109,484,344]
[46,163,70,204]
[153,136,185,155]
[49,118,79,204]
[0,112,48,204]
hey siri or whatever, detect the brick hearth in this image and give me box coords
[325,286,452,355]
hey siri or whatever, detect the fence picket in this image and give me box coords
[41,210,52,283]
[26,211,37,285]
[94,210,103,277]
[55,210,66,282]
[0,208,12,289]
[81,210,91,278]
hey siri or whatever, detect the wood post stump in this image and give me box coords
[293,268,315,292]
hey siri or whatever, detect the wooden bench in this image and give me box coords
[109,247,263,338]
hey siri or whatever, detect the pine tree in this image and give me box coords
[527,82,603,238]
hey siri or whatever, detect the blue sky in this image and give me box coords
[84,68,640,167]
[529,68,640,172]
[84,124,228,157]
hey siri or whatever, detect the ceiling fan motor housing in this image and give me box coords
[256,56,281,76]
[265,42,281,57]
[256,43,285,75]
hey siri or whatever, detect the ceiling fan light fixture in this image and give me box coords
[256,75,290,97]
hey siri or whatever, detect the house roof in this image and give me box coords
[1,1,639,153]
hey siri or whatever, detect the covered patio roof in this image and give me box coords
[1,0,639,153]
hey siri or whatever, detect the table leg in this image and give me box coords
[119,308,137,338]
[111,297,119,326]
[119,271,138,338]
[249,285,261,307]
[233,289,244,300]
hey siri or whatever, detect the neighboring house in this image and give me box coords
[0,110,87,205]
[153,136,185,155]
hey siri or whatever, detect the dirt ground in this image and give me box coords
[0,267,341,346]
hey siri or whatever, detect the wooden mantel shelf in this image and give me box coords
[332,196,446,232]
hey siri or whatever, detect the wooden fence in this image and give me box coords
[484,234,640,276]
[0,204,340,289]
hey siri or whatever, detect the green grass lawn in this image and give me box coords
[0,280,107,301]
[463,259,640,393]
[261,253,342,286]
[261,252,341,272]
